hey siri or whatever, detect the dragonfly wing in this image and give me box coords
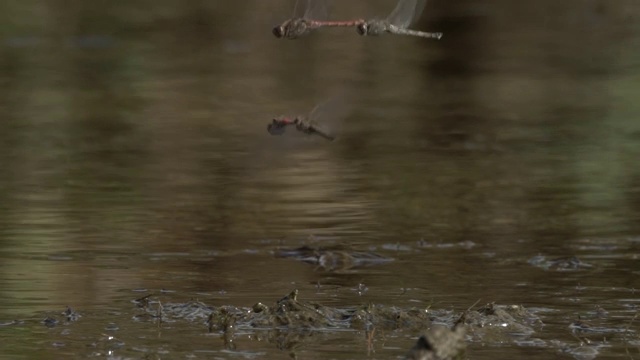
[308,92,353,137]
[387,0,427,28]
[308,92,353,124]
[300,0,329,20]
[292,0,306,18]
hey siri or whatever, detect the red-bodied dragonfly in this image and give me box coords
[267,94,352,141]
[273,0,364,39]
[357,0,443,39]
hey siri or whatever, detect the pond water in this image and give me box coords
[1,0,640,359]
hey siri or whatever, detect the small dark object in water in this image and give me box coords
[43,317,59,328]
[570,317,593,332]
[406,324,466,360]
[253,302,269,313]
[549,256,593,270]
[274,245,393,271]
[528,255,593,271]
[63,306,81,322]
[594,305,609,318]
[278,289,299,303]
[134,294,153,308]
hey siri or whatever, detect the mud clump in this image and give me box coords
[406,324,466,360]
[350,303,432,331]
[128,291,548,356]
[456,302,541,342]
[41,306,81,328]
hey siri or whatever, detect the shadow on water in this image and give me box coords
[1,0,640,358]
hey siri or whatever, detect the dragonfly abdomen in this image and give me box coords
[388,25,442,39]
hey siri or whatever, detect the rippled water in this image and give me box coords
[1,0,640,358]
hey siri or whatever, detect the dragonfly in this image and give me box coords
[356,0,443,39]
[273,0,364,39]
[267,94,352,141]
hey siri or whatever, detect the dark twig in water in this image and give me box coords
[156,300,163,328]
[134,294,153,309]
[624,311,638,334]
[454,298,481,328]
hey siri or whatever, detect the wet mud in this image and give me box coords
[25,289,608,359]
[3,283,635,359]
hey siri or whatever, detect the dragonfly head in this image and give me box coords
[272,25,286,38]
[356,22,369,36]
[357,20,387,36]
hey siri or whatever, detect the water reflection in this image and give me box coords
[1,0,640,358]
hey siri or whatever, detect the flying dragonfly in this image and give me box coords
[273,0,364,39]
[267,94,352,141]
[357,0,443,39]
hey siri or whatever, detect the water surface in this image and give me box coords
[1,0,640,358]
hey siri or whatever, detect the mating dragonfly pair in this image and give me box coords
[267,116,335,141]
[268,0,442,141]
[267,94,350,141]
[273,0,443,40]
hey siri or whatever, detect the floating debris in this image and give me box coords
[274,245,393,271]
[528,255,594,271]
[63,306,81,322]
